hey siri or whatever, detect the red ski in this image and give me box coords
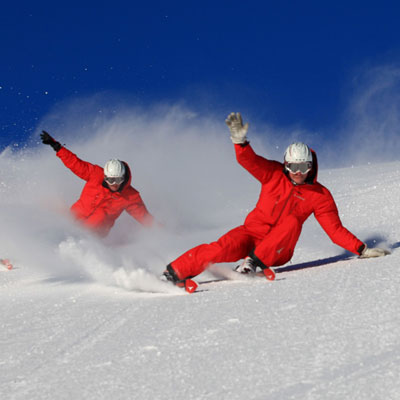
[176,278,198,294]
[262,267,276,281]
[0,259,13,270]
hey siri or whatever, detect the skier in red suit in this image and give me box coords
[41,131,154,237]
[163,113,389,284]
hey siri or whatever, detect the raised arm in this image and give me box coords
[41,131,98,181]
[225,113,281,183]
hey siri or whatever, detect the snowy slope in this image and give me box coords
[1,121,399,399]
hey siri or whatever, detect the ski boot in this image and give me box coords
[235,256,275,281]
[162,264,198,293]
[235,256,257,274]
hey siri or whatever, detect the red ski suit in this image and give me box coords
[56,147,154,236]
[171,143,364,280]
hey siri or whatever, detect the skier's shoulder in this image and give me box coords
[314,181,332,195]
[301,180,333,197]
[122,184,140,198]
[305,182,337,210]
[269,159,284,170]
[255,158,283,176]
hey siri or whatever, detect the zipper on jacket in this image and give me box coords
[273,187,295,225]
[271,195,280,216]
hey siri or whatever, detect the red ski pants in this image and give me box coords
[171,215,303,280]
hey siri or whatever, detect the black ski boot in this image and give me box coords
[162,264,198,293]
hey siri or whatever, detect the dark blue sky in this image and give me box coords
[1,1,400,150]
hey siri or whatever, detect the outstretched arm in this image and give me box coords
[125,191,154,227]
[315,189,389,258]
[315,199,364,254]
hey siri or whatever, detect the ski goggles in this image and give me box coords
[104,176,124,185]
[285,162,312,174]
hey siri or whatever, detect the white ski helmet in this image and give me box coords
[104,159,125,178]
[284,142,312,163]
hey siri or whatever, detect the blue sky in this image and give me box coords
[1,1,400,150]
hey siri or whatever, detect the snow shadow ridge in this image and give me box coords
[363,235,392,251]
[274,252,353,274]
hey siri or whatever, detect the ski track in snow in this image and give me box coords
[1,154,400,399]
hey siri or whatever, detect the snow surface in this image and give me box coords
[0,109,399,399]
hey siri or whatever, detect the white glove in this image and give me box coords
[225,112,249,144]
[359,244,390,258]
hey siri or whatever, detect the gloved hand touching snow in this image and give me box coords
[359,244,390,258]
[225,112,249,144]
[40,131,62,152]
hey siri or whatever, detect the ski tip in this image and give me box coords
[263,268,275,281]
[1,259,13,270]
[185,279,198,293]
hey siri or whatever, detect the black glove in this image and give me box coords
[40,131,62,152]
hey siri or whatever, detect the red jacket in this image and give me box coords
[235,143,364,255]
[57,147,154,236]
